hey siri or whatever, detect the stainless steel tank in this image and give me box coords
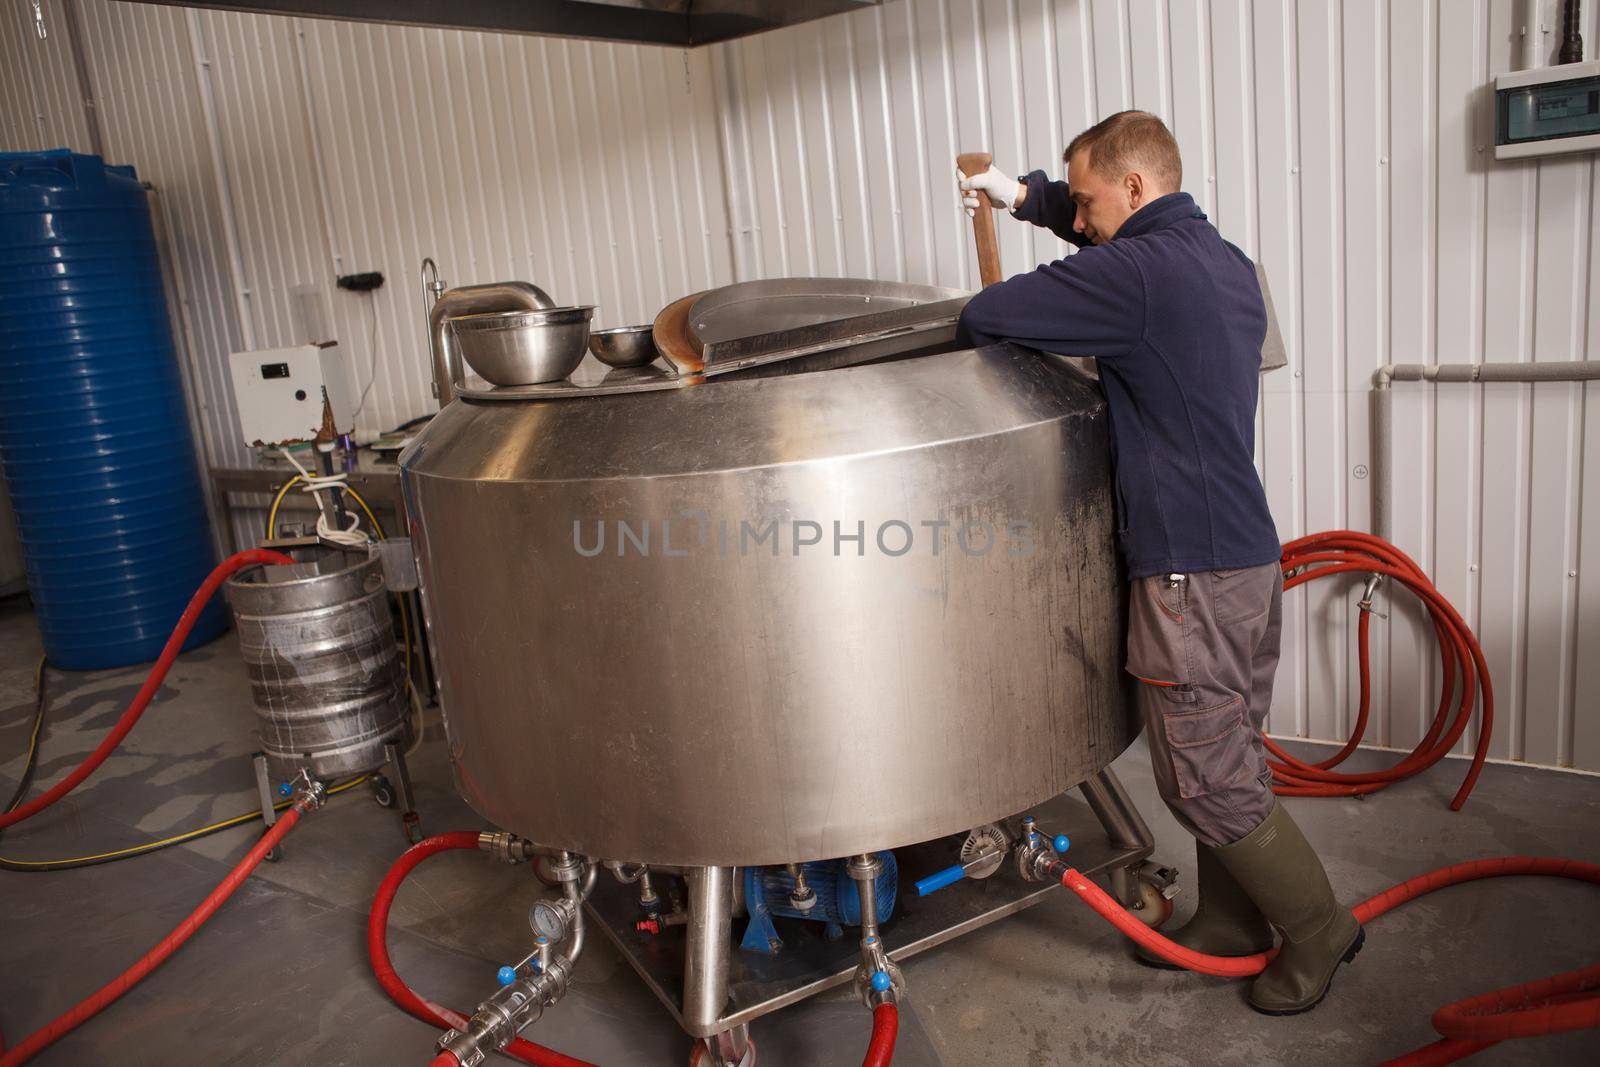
[225,546,411,779]
[401,280,1137,867]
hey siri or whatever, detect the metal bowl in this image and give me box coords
[450,306,595,386]
[588,324,659,368]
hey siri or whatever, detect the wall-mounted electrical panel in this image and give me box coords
[229,342,353,446]
[1495,59,1600,160]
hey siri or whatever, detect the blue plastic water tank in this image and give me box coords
[0,150,225,669]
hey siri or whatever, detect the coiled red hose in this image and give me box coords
[1058,856,1600,1065]
[367,832,598,1067]
[861,1003,898,1067]
[0,548,294,832]
[0,800,310,1065]
[1273,531,1492,810]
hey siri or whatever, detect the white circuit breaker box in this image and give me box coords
[229,342,355,447]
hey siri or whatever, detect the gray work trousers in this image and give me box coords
[1126,562,1283,847]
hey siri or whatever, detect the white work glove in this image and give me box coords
[958,164,1021,216]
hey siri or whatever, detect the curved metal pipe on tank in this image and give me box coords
[426,280,555,405]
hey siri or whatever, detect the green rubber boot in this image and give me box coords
[1212,801,1365,1015]
[1134,843,1275,970]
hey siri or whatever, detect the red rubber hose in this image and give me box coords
[368,832,598,1067]
[0,548,294,832]
[0,801,309,1066]
[1058,855,1600,1065]
[429,1054,461,1067]
[861,1003,899,1067]
[1273,531,1493,810]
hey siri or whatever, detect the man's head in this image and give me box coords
[1063,111,1182,244]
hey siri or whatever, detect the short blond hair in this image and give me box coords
[1065,110,1182,190]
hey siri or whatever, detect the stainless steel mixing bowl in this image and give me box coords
[588,324,659,368]
[450,306,595,385]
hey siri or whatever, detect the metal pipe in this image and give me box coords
[682,866,735,1037]
[62,0,104,158]
[562,880,586,964]
[1382,360,1600,384]
[1372,359,1599,540]
[1079,767,1155,855]
[426,281,554,406]
[847,855,881,941]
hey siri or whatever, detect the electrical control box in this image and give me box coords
[1494,59,1600,160]
[229,342,354,446]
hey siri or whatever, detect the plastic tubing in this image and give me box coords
[1056,856,1600,1065]
[0,803,309,1065]
[368,833,598,1067]
[862,1003,899,1067]
[0,548,294,832]
[1274,531,1493,811]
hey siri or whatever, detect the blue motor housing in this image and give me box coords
[741,852,897,954]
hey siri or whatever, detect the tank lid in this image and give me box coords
[455,278,971,401]
[0,150,141,208]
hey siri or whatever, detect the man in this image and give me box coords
[955,111,1361,1016]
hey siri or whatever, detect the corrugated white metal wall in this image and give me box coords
[3,0,1596,771]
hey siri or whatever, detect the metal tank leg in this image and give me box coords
[1079,767,1162,908]
[252,752,281,862]
[384,740,422,844]
[683,865,751,1063]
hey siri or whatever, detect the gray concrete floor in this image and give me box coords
[1,597,1597,1066]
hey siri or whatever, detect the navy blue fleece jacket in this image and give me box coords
[956,170,1280,580]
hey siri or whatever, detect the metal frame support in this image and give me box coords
[683,866,736,1040]
[384,740,421,843]
[252,751,280,861]
[1078,767,1156,907]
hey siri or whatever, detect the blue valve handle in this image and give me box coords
[914,863,968,896]
[496,965,518,986]
[277,782,292,798]
[870,970,893,992]
[1052,834,1071,854]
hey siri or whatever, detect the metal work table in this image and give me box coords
[208,449,407,552]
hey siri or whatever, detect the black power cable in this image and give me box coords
[1560,0,1585,63]
[3,655,48,816]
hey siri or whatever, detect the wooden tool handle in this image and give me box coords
[957,151,1003,288]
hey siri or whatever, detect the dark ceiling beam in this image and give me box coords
[122,0,880,47]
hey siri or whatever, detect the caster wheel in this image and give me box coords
[690,1040,755,1067]
[371,775,396,809]
[1126,877,1175,928]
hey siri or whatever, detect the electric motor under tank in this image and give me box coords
[225,545,411,780]
[400,278,1138,868]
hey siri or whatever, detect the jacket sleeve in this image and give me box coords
[1011,170,1092,248]
[954,242,1146,358]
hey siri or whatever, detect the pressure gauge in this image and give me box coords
[528,899,571,942]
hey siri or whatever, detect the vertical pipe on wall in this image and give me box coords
[1371,379,1393,543]
[61,0,103,156]
[184,7,256,350]
[712,44,756,281]
[147,182,226,558]
[290,17,342,279]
